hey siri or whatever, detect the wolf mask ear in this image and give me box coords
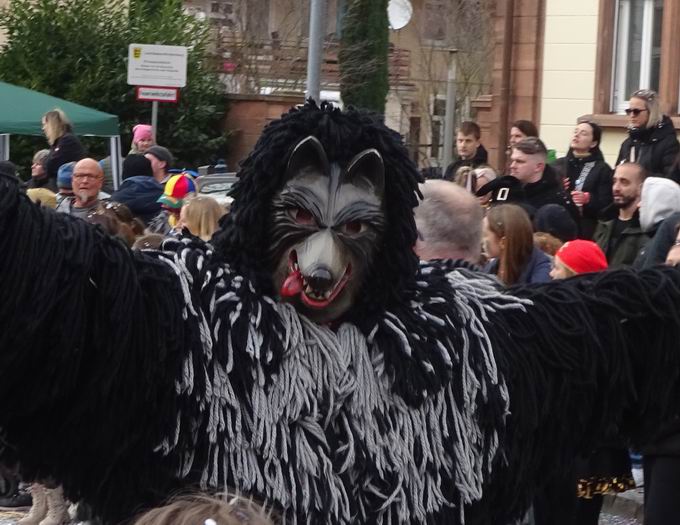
[286,136,330,178]
[344,149,385,197]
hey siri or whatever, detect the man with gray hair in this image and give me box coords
[414,180,484,264]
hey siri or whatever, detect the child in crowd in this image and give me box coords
[176,195,227,242]
[147,172,196,236]
[550,239,608,279]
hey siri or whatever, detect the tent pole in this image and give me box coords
[151,101,158,143]
[0,135,9,161]
[110,136,122,190]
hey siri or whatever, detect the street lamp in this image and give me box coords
[306,0,327,102]
[441,48,458,170]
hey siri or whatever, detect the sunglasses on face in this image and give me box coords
[624,108,648,116]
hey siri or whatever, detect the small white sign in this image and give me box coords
[136,86,179,103]
[127,44,187,88]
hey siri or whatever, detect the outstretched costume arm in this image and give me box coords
[475,267,680,522]
[0,174,198,521]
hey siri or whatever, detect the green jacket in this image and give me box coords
[594,209,649,268]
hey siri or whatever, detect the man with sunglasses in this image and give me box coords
[616,89,679,181]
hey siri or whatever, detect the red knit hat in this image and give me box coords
[555,240,608,275]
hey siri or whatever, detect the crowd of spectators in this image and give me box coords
[418,87,680,525]
[3,88,680,525]
[0,110,231,524]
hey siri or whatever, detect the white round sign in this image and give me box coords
[388,0,413,30]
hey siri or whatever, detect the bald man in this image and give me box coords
[55,158,105,219]
[414,180,484,264]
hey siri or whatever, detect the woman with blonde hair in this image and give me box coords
[42,109,85,181]
[483,204,551,285]
[616,89,679,179]
[177,195,226,242]
[133,493,274,525]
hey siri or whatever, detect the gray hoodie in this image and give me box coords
[639,177,680,232]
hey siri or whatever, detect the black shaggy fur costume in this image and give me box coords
[213,103,445,404]
[1,102,680,525]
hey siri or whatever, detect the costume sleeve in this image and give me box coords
[0,173,194,521]
[478,267,680,521]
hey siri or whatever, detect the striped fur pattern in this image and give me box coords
[153,238,529,524]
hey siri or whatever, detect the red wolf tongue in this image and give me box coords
[281,269,303,297]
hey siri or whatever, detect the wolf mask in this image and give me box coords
[270,136,386,324]
[214,102,422,332]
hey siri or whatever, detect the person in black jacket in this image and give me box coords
[616,89,679,180]
[509,137,581,228]
[552,121,613,239]
[443,121,488,181]
[42,109,85,181]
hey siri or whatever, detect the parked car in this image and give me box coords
[196,172,238,207]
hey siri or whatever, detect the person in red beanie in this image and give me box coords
[550,239,608,279]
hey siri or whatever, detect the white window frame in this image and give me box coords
[611,0,659,113]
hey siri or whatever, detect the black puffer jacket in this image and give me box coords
[552,148,613,239]
[616,115,679,180]
[23,174,58,193]
[45,133,86,180]
[443,144,489,181]
[523,165,581,228]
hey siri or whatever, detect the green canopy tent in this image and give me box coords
[0,81,123,188]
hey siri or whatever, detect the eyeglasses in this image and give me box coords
[624,108,648,116]
[73,173,102,181]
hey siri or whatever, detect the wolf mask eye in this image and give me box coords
[289,207,317,226]
[340,220,366,235]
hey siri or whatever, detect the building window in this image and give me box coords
[246,0,270,40]
[422,1,447,42]
[612,0,663,112]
